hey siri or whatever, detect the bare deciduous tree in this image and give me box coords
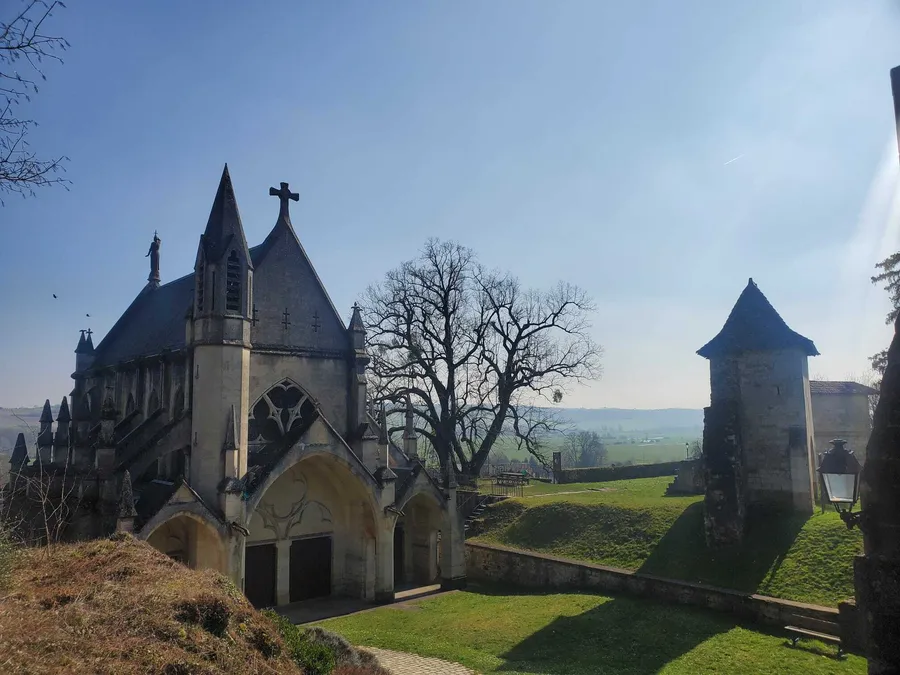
[562,430,608,468]
[1,0,69,202]
[363,238,602,478]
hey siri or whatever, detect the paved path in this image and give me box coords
[362,647,476,675]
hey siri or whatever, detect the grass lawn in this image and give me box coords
[317,586,865,675]
[472,477,862,607]
[489,436,693,465]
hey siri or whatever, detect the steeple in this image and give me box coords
[200,164,252,265]
[193,164,253,319]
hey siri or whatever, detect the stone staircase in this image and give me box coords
[463,494,506,538]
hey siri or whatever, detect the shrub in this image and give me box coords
[264,610,336,675]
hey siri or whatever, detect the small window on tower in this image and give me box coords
[226,251,241,311]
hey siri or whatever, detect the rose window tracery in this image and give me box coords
[248,380,317,453]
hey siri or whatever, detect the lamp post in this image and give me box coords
[817,439,864,529]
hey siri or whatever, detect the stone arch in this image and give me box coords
[144,510,227,574]
[245,449,380,605]
[394,488,445,587]
[248,379,319,456]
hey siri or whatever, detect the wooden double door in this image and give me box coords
[244,536,332,608]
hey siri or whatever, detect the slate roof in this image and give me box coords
[809,381,878,396]
[92,273,195,368]
[697,278,819,359]
[92,240,280,368]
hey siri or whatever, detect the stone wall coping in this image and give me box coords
[465,540,841,618]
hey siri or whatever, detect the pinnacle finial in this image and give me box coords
[223,405,237,451]
[349,303,365,332]
[40,399,53,424]
[10,433,29,468]
[118,471,138,519]
[378,403,389,446]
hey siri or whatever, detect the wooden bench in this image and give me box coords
[785,625,844,658]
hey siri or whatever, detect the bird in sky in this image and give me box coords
[52,294,57,299]
[86,313,91,318]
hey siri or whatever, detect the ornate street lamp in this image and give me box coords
[817,439,863,529]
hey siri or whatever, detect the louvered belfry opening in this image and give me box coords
[226,250,241,311]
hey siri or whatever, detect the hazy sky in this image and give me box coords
[2,1,900,410]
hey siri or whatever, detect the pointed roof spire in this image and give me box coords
[117,470,138,519]
[223,405,237,451]
[57,396,71,425]
[697,278,819,359]
[201,164,252,266]
[75,330,87,353]
[40,399,53,425]
[349,303,365,332]
[76,328,95,354]
[10,433,29,467]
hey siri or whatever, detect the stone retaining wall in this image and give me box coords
[465,541,862,653]
[554,461,681,484]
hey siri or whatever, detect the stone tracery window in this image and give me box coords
[248,380,317,453]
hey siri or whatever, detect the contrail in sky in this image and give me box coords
[723,154,745,166]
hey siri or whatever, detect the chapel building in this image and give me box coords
[5,165,465,608]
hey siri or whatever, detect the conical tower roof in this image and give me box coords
[200,164,252,266]
[697,278,819,359]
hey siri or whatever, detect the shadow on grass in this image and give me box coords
[636,502,807,595]
[489,585,734,675]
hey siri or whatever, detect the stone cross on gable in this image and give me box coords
[269,182,299,221]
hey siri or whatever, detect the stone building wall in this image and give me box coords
[710,349,815,513]
[249,352,349,438]
[811,393,871,466]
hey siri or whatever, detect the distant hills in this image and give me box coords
[0,404,703,453]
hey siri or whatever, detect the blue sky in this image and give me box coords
[2,1,900,409]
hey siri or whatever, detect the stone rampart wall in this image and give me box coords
[465,541,862,653]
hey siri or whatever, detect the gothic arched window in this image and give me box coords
[126,393,136,416]
[226,250,241,312]
[248,380,317,454]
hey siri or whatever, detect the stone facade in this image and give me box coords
[810,381,876,467]
[2,166,466,608]
[698,279,819,545]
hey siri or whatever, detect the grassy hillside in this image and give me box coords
[472,477,862,607]
[0,535,386,675]
[490,435,697,464]
[319,586,865,675]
